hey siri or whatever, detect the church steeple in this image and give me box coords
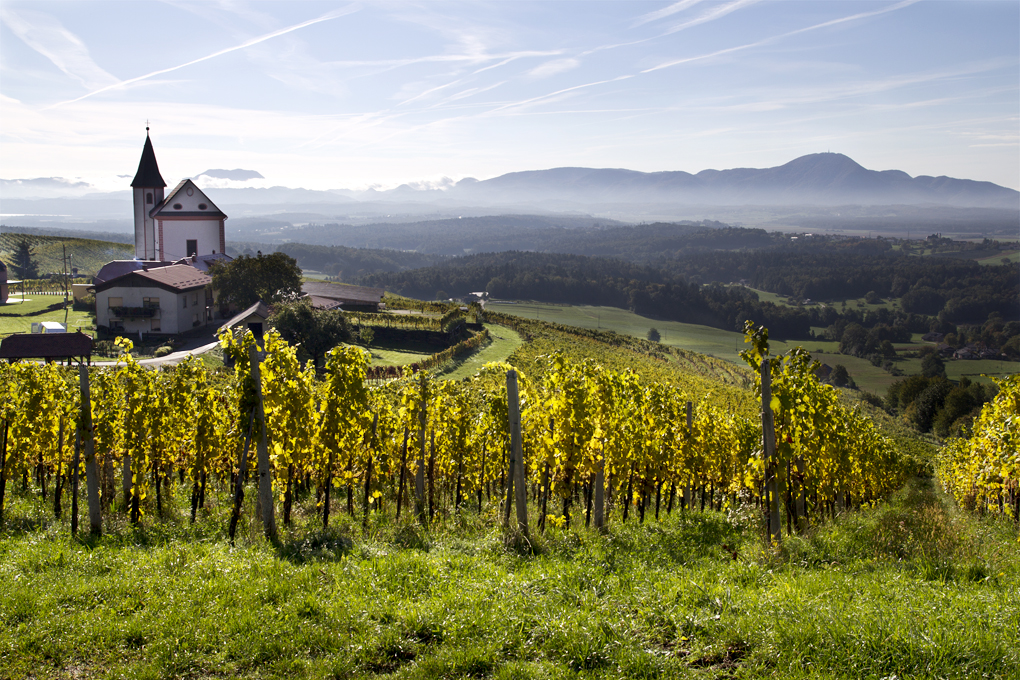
[132,128,166,259]
[131,128,166,189]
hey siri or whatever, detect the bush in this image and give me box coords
[153,346,173,358]
[73,293,96,312]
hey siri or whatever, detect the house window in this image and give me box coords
[111,320,124,330]
[146,193,153,204]
[187,239,198,257]
[142,297,159,308]
[192,293,198,306]
[183,296,187,309]
[193,312,200,327]
[151,319,161,332]
[108,296,123,308]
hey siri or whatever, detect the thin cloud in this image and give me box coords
[1,7,118,90]
[662,0,763,35]
[644,0,922,73]
[46,5,361,108]
[632,0,707,27]
[528,58,581,79]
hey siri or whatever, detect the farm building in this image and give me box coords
[301,282,385,313]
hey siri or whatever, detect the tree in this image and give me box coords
[829,364,850,387]
[646,327,660,342]
[921,353,946,379]
[270,300,352,369]
[210,252,302,309]
[11,240,39,280]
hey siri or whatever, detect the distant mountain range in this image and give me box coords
[437,153,1019,209]
[2,154,1017,233]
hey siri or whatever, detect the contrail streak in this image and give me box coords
[46,5,359,109]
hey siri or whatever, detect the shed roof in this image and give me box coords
[0,331,92,361]
[302,282,384,305]
[219,300,271,332]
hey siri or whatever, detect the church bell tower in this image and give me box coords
[131,127,167,260]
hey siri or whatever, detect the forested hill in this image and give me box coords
[359,251,816,338]
[358,246,1019,339]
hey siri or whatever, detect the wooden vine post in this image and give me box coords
[78,364,102,536]
[415,373,428,527]
[684,401,693,510]
[249,343,277,542]
[506,370,529,537]
[761,358,781,545]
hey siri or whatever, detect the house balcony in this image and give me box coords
[109,305,161,319]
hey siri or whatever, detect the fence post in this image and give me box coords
[78,364,102,535]
[761,358,781,545]
[506,370,529,538]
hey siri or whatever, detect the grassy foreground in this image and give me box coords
[1,478,1017,680]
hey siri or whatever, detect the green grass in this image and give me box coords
[977,249,1019,266]
[1,477,1016,679]
[438,324,525,381]
[0,295,95,336]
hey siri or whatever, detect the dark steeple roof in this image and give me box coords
[131,132,167,188]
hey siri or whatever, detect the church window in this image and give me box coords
[146,193,153,204]
[187,239,198,256]
[173,203,182,210]
[198,203,207,210]
[186,187,194,196]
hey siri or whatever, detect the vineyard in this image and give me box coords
[0,323,915,542]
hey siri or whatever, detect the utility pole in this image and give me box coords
[62,246,70,327]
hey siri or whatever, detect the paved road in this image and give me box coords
[90,340,221,368]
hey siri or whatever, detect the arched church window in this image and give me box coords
[146,193,153,204]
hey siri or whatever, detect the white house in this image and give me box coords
[94,263,214,335]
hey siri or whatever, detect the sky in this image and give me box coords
[1,0,1017,195]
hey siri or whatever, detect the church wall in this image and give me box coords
[157,219,223,260]
[133,186,164,259]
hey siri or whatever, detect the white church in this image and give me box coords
[94,130,233,336]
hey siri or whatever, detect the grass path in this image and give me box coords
[439,324,524,380]
[1,477,1016,679]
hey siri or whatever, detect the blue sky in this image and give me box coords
[1,0,1017,194]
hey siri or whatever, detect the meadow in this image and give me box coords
[1,476,1016,680]
[0,295,94,336]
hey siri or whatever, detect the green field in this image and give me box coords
[485,302,1016,395]
[0,232,132,277]
[0,295,95,336]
